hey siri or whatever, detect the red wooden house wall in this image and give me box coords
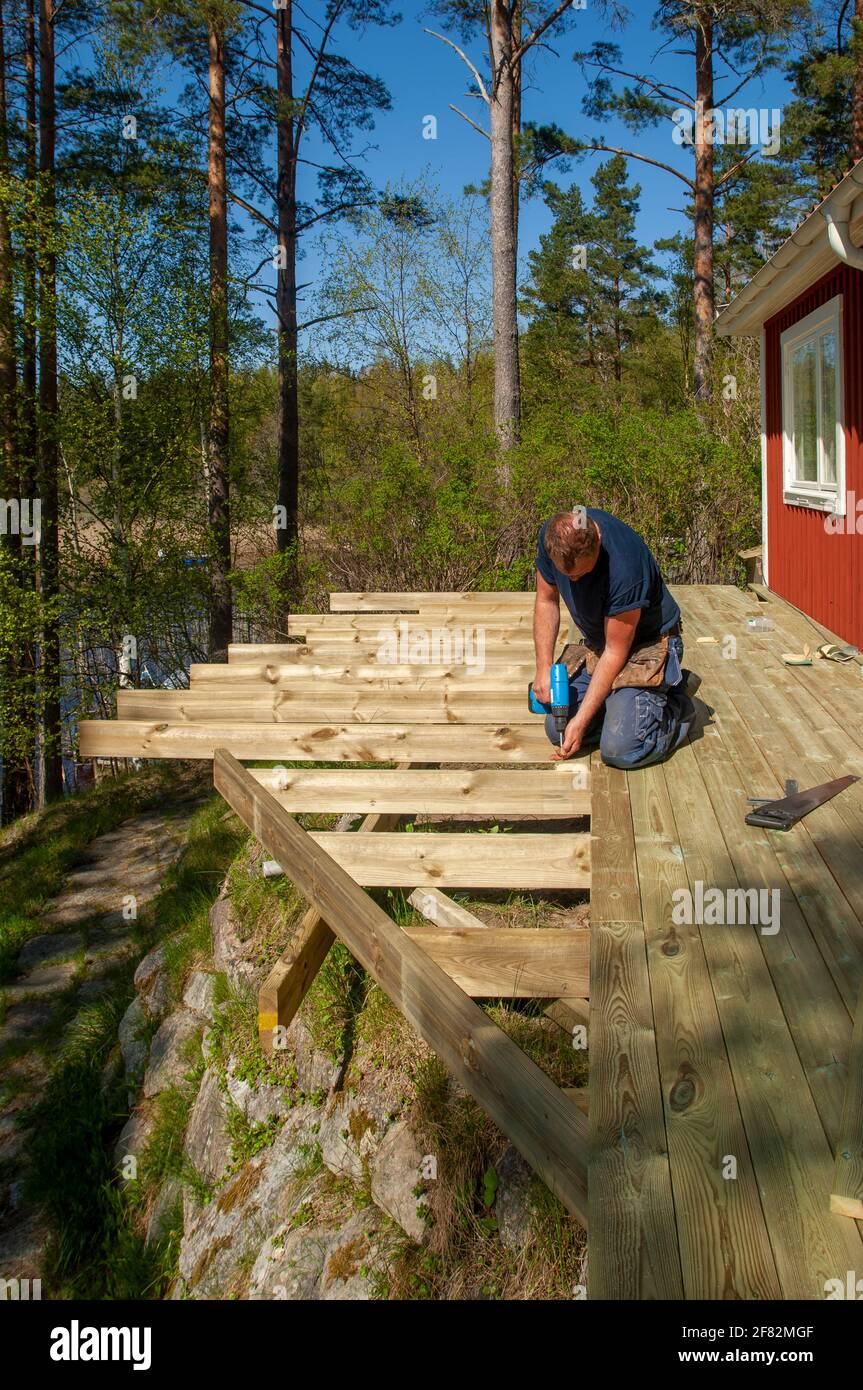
[764,262,863,648]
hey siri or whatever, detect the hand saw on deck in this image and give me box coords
[744,775,859,830]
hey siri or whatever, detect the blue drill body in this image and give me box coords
[528,662,570,749]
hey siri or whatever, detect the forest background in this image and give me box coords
[0,0,859,819]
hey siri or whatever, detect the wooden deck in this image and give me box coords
[79,583,863,1299]
[591,583,863,1299]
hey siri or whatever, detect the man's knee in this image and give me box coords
[597,689,637,767]
[599,689,665,769]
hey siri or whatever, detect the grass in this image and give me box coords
[17,777,248,1299]
[386,1051,587,1300]
[8,759,590,1301]
[0,763,209,983]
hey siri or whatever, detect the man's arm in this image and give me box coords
[533,569,561,703]
[553,609,640,760]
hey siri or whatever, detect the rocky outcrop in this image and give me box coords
[109,872,434,1301]
[143,1011,201,1098]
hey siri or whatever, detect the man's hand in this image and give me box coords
[532,669,551,704]
[551,716,582,761]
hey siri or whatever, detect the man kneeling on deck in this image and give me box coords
[533,508,696,769]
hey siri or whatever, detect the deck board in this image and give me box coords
[628,762,781,1298]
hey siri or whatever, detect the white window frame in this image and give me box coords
[780,295,845,514]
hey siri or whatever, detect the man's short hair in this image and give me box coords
[544,509,600,572]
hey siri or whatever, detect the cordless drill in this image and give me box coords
[528,662,570,752]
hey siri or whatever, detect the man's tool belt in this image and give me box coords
[560,623,680,691]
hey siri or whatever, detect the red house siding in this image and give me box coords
[764,263,863,648]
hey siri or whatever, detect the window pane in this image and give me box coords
[819,330,837,485]
[792,339,818,482]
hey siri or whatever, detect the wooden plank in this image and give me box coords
[676,591,863,1173]
[288,611,539,636]
[226,643,540,668]
[668,734,863,1293]
[402,926,589,997]
[257,754,412,1053]
[586,753,683,1300]
[257,801,403,1055]
[230,632,539,657]
[250,766,590,817]
[677,584,863,769]
[628,761,782,1299]
[681,586,863,1023]
[545,998,589,1031]
[564,1086,589,1116]
[329,591,540,611]
[408,887,491,930]
[78,720,557,763]
[213,749,589,1226]
[831,979,863,1219]
[117,687,537,726]
[190,662,534,687]
[258,905,335,1053]
[588,753,641,924]
[307,831,591,889]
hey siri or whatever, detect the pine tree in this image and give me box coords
[522,156,661,393]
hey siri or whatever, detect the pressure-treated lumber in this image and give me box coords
[230,631,538,657]
[667,734,863,1292]
[189,662,534,687]
[116,687,536,725]
[213,749,589,1225]
[544,997,589,1032]
[257,801,404,1054]
[586,752,683,1299]
[78,720,555,762]
[628,758,782,1299]
[225,643,540,669]
[307,830,590,888]
[251,766,590,817]
[679,590,863,1141]
[402,926,589,997]
[287,612,538,636]
[408,887,490,929]
[831,979,863,1219]
[329,591,540,611]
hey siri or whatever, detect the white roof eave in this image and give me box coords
[714,163,863,337]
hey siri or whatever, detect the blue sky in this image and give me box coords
[286,0,797,319]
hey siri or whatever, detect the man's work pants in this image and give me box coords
[543,635,696,770]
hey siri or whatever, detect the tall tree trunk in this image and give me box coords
[0,0,30,819]
[692,11,715,401]
[0,0,13,489]
[511,0,521,259]
[489,0,521,470]
[23,0,38,489]
[275,0,299,568]
[206,15,232,660]
[38,0,63,801]
[853,0,863,162]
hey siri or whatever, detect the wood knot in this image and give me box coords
[669,1068,698,1113]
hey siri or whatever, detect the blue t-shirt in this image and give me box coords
[536,509,680,648]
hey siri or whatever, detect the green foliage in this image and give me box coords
[9,770,242,1297]
[522,157,664,392]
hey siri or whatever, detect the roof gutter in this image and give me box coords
[822,206,863,270]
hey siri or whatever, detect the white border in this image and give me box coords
[779,295,846,514]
